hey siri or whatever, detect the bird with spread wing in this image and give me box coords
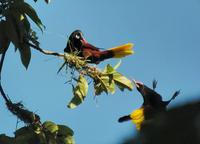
[118,80,180,130]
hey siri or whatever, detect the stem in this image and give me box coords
[27,42,64,57]
[0,51,10,103]
[27,41,103,82]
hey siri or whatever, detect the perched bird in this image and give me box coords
[118,80,180,130]
[64,30,134,64]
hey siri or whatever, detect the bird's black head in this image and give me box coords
[69,30,83,42]
[64,30,85,53]
[133,80,163,107]
[133,80,145,93]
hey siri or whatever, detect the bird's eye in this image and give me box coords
[75,34,80,39]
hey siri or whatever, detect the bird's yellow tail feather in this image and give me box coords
[109,43,134,58]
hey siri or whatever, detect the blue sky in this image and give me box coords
[0,0,200,143]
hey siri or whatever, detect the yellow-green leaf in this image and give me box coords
[43,121,59,134]
[113,72,133,91]
[99,75,115,94]
[103,64,115,74]
[114,60,122,70]
[63,136,75,144]
[58,125,74,136]
[68,75,88,109]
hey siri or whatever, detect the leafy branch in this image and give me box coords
[0,0,134,143]
[26,41,134,108]
[0,1,75,144]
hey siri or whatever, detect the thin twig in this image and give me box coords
[27,42,64,57]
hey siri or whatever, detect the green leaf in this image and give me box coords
[22,14,31,32]
[68,75,88,109]
[18,43,31,69]
[114,60,122,70]
[113,72,133,91]
[58,125,74,136]
[15,127,33,137]
[43,121,59,134]
[4,15,21,49]
[99,75,115,94]
[4,11,32,69]
[94,81,105,95]
[0,21,10,54]
[63,136,75,144]
[14,126,41,144]
[16,2,44,32]
[103,64,115,74]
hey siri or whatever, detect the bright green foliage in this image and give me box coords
[94,62,133,95]
[64,59,134,108]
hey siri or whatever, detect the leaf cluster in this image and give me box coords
[0,0,44,69]
[0,121,75,144]
[60,55,134,109]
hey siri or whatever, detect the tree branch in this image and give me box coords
[27,42,64,57]
[0,51,10,103]
[0,50,41,125]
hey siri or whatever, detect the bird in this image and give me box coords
[64,30,134,64]
[118,80,180,130]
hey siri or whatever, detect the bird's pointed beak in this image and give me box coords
[133,79,143,88]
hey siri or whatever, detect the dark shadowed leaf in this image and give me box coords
[18,44,31,69]
[0,134,14,144]
[68,75,88,109]
[4,10,32,69]
[0,21,10,54]
[15,2,44,32]
[14,126,40,144]
[22,14,31,32]
[94,81,105,95]
[4,15,21,49]
[15,127,34,137]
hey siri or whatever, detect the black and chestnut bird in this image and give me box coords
[118,80,180,130]
[64,30,134,64]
